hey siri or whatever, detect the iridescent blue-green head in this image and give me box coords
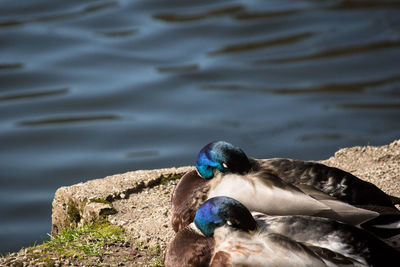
[195,141,251,179]
[194,196,257,237]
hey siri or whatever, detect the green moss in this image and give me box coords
[86,198,118,216]
[150,243,161,253]
[89,198,112,205]
[151,257,164,267]
[67,200,81,225]
[135,241,144,248]
[82,198,89,206]
[149,243,164,266]
[160,173,184,185]
[99,207,118,216]
[91,220,124,239]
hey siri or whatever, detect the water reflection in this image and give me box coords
[157,64,199,73]
[154,5,244,22]
[0,88,68,102]
[260,40,400,64]
[340,103,400,109]
[18,115,120,126]
[0,63,23,70]
[209,32,313,55]
[0,1,118,27]
[203,74,400,95]
[299,133,345,142]
[332,0,400,10]
[126,150,159,158]
[274,75,400,94]
[96,29,137,38]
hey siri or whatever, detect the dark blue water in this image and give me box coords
[1,0,400,254]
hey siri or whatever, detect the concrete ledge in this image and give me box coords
[51,166,194,235]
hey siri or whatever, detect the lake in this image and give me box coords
[1,0,400,254]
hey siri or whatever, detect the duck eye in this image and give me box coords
[222,163,228,169]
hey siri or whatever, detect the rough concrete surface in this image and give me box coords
[51,166,194,238]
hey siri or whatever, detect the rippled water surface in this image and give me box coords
[1,0,400,254]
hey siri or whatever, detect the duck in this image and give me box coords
[196,141,400,208]
[165,196,400,266]
[171,141,400,245]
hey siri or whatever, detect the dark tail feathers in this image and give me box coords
[361,214,400,239]
[390,195,400,206]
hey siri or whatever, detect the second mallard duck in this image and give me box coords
[166,196,400,266]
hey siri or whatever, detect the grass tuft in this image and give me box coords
[26,220,125,262]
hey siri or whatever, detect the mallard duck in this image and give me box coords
[171,141,400,245]
[166,196,400,266]
[196,141,400,208]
